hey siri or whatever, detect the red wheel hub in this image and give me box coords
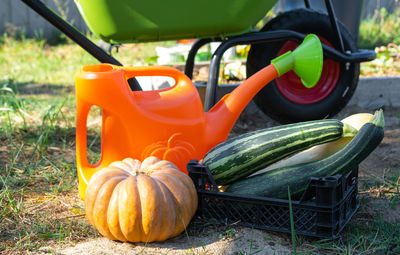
[275,37,340,104]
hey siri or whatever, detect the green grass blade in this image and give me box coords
[288,186,297,254]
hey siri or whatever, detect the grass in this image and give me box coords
[358,8,400,49]
[0,36,100,252]
[0,88,94,253]
[0,34,399,254]
[0,34,168,88]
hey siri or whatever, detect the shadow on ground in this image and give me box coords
[0,79,74,96]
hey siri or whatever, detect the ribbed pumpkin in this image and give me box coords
[84,156,198,243]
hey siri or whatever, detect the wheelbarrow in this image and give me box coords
[20,0,375,124]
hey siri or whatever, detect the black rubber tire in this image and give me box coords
[247,9,360,123]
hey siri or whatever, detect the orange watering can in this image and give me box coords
[75,34,322,200]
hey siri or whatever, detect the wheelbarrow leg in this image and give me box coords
[184,38,214,79]
[324,0,346,53]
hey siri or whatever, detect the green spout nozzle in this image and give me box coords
[271,34,323,88]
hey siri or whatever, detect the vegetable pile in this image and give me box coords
[84,110,384,243]
[203,110,384,199]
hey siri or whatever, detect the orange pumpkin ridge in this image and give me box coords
[118,176,144,242]
[92,176,125,240]
[106,181,127,241]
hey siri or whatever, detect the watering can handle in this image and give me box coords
[76,100,99,169]
[121,66,192,85]
[75,99,98,192]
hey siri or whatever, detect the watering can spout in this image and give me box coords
[205,34,322,143]
[270,34,323,88]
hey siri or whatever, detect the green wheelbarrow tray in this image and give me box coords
[75,0,279,43]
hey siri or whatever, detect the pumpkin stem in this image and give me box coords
[135,171,147,176]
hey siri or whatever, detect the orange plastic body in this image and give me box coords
[75,64,278,199]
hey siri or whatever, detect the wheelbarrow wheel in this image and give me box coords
[247,9,360,123]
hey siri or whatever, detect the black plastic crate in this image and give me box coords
[187,160,359,239]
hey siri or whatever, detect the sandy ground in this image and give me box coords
[46,102,399,255]
[56,228,292,255]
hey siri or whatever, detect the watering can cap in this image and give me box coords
[271,34,323,88]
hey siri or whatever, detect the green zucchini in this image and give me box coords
[202,119,356,185]
[250,113,373,176]
[225,110,385,199]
